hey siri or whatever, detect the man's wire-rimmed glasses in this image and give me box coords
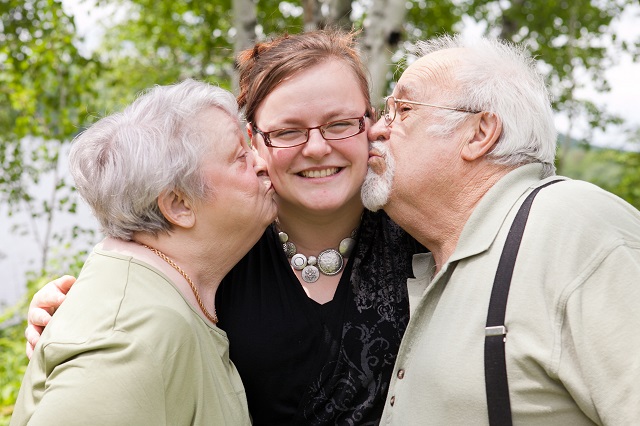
[252,114,367,148]
[382,96,481,126]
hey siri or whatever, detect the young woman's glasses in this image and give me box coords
[383,96,481,126]
[252,115,367,148]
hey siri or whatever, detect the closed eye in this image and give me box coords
[325,120,353,129]
[271,129,306,140]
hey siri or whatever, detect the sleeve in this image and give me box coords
[559,242,640,424]
[15,311,198,426]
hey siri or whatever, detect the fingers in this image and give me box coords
[24,275,77,359]
[29,275,76,313]
[25,324,44,360]
[51,275,76,295]
[27,306,53,328]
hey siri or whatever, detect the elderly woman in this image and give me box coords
[11,79,276,425]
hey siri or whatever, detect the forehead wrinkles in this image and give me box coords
[399,55,458,99]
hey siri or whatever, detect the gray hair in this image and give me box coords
[413,35,557,177]
[69,79,239,240]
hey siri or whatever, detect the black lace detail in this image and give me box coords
[299,210,423,425]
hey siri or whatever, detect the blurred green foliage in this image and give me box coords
[0,250,88,424]
[0,278,40,426]
[560,135,640,209]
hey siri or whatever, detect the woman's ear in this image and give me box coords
[157,190,196,229]
[461,111,502,161]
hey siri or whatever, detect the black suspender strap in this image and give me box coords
[484,179,562,426]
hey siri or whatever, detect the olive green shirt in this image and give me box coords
[12,248,250,426]
[382,164,640,425]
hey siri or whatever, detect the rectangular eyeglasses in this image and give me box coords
[252,114,368,148]
[383,96,481,126]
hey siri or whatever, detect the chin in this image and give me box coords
[361,172,392,211]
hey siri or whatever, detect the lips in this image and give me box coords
[298,167,341,178]
[260,177,273,193]
[368,148,386,175]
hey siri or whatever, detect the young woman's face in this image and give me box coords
[251,59,370,215]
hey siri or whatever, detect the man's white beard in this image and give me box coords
[361,141,395,212]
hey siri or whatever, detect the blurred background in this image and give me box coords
[1,0,639,421]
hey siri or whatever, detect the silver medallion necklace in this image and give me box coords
[277,223,358,284]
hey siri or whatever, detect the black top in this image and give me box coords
[216,210,423,425]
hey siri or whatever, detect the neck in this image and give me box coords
[133,233,232,285]
[275,202,364,254]
[141,243,219,324]
[125,232,232,325]
[386,165,511,273]
[385,204,460,274]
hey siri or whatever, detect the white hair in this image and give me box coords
[69,79,239,240]
[413,35,557,178]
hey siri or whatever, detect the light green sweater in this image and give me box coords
[11,248,250,426]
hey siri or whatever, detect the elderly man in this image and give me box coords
[362,35,640,425]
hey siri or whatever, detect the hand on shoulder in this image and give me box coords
[25,275,76,359]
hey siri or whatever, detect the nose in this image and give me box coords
[251,149,269,176]
[368,116,390,143]
[301,128,331,158]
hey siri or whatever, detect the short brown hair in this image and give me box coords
[236,29,371,124]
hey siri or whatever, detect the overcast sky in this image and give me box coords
[570,4,640,149]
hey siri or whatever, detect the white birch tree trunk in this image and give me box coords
[360,0,407,104]
[232,0,257,91]
[303,0,321,31]
[304,0,354,32]
[327,0,354,30]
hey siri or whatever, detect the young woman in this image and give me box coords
[25,30,423,425]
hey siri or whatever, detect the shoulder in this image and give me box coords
[41,251,205,359]
[532,178,640,237]
[517,178,640,296]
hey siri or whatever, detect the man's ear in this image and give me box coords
[246,122,253,140]
[461,112,502,161]
[157,190,196,229]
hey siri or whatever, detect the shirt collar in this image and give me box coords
[448,163,550,263]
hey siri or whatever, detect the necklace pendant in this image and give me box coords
[283,241,297,258]
[339,237,356,257]
[290,253,307,270]
[301,265,320,283]
[317,249,343,276]
[275,222,356,284]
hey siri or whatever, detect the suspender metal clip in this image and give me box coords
[485,325,507,337]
